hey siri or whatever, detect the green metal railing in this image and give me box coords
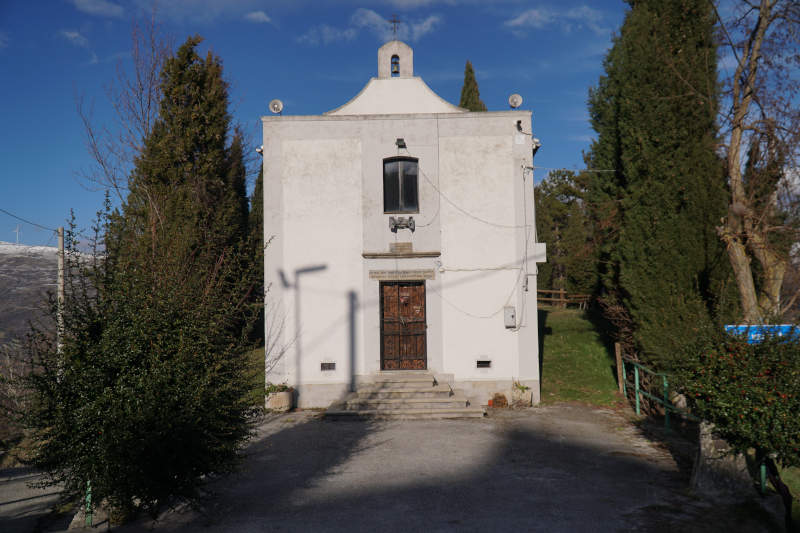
[621,357,697,432]
[621,357,767,494]
[86,480,92,526]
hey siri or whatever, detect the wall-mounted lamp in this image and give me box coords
[255,146,264,155]
[395,138,407,149]
[389,216,415,233]
[532,137,542,158]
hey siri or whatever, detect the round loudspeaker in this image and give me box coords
[269,99,284,114]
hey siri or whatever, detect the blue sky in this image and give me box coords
[0,0,627,246]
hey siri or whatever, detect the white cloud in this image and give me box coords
[718,52,739,73]
[351,8,393,41]
[0,32,8,49]
[385,0,494,6]
[59,30,90,48]
[300,8,441,46]
[505,5,610,37]
[297,24,358,46]
[505,8,556,29]
[130,0,270,24]
[565,6,608,35]
[386,0,442,7]
[70,0,123,18]
[58,30,98,64]
[244,10,271,24]
[409,14,441,40]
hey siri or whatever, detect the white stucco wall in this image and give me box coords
[262,41,550,408]
[263,111,546,407]
[264,133,363,405]
[438,134,519,381]
[326,78,464,116]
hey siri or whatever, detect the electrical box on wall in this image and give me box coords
[504,306,516,328]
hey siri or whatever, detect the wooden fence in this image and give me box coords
[537,289,590,309]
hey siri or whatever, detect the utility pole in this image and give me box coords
[57,227,64,355]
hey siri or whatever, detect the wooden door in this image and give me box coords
[380,281,427,370]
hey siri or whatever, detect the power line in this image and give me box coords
[417,166,529,229]
[0,207,57,232]
[430,264,524,320]
[532,166,616,173]
[405,136,533,230]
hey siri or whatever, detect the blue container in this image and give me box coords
[724,324,800,344]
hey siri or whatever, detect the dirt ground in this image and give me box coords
[1,404,784,532]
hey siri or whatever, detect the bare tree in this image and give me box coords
[714,0,800,323]
[78,10,172,203]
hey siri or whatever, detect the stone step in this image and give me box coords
[345,397,468,410]
[374,370,432,378]
[364,377,437,389]
[356,386,452,399]
[372,371,435,383]
[325,371,483,420]
[324,407,486,420]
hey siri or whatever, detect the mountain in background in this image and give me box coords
[1,242,58,443]
[0,241,57,353]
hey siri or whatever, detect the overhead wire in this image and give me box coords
[0,207,57,233]
[430,263,525,320]
[401,139,531,316]
[400,130,542,322]
[416,164,529,229]
[532,166,616,173]
[415,117,442,228]
[516,165,531,330]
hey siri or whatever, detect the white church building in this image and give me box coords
[262,40,546,409]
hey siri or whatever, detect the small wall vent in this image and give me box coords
[476,360,491,369]
[321,362,336,371]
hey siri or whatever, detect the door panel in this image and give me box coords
[380,281,426,370]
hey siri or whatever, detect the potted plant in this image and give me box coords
[511,380,533,407]
[265,383,294,412]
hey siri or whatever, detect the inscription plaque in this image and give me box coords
[369,269,435,281]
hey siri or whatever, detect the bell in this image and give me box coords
[391,62,399,75]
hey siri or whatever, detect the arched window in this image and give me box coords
[383,157,418,213]
[391,54,400,77]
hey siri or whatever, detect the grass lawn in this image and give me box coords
[539,307,620,406]
[538,307,800,523]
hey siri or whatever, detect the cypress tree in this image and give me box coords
[247,164,265,345]
[117,35,248,258]
[24,36,254,516]
[222,126,249,247]
[249,165,263,266]
[459,60,487,111]
[586,0,733,367]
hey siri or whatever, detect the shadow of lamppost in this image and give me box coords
[279,265,327,391]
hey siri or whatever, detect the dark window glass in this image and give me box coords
[383,157,418,213]
[383,160,400,213]
[402,163,418,211]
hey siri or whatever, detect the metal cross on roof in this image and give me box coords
[388,14,401,38]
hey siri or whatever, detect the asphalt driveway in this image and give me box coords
[2,405,782,532]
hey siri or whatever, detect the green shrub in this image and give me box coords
[24,219,254,517]
[23,35,257,517]
[677,328,799,467]
[676,326,799,527]
[265,383,292,394]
